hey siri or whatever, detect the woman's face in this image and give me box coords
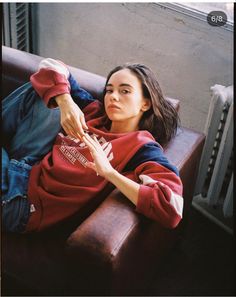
[104,69,151,132]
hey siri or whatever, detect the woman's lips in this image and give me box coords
[107,104,121,110]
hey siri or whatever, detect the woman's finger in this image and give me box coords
[62,122,79,139]
[80,114,88,130]
[86,161,96,169]
[82,135,97,153]
[92,135,101,146]
[84,133,98,147]
[61,123,70,136]
[87,134,102,149]
[85,161,98,175]
[68,117,84,139]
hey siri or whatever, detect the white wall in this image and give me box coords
[34,3,233,132]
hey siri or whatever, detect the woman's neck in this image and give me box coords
[110,120,139,134]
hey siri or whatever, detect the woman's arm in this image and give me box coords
[82,133,139,203]
[30,58,93,139]
[82,133,183,229]
[30,58,71,107]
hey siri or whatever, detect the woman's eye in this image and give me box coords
[121,90,130,94]
[105,89,112,93]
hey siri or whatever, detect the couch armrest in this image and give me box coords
[66,189,178,295]
[164,127,205,212]
[65,127,205,295]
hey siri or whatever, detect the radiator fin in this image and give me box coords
[194,84,233,219]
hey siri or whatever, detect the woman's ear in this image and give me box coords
[141,99,152,112]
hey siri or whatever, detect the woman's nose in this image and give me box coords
[110,92,119,101]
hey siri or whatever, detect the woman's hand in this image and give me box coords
[55,93,88,139]
[82,133,140,205]
[82,133,115,178]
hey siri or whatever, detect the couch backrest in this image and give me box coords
[2,46,179,111]
[2,46,107,101]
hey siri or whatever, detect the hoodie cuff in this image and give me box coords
[136,185,153,215]
[44,84,71,108]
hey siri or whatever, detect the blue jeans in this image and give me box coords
[2,82,61,232]
[2,148,31,232]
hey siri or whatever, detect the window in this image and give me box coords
[2,3,31,51]
[178,2,234,23]
[158,2,233,31]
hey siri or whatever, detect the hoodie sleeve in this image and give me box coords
[30,58,94,109]
[134,161,184,229]
[30,58,71,107]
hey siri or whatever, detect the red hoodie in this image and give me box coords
[25,58,183,232]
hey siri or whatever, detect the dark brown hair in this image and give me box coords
[103,63,180,147]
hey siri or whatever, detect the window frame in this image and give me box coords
[155,2,233,32]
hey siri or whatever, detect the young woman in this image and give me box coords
[2,59,183,233]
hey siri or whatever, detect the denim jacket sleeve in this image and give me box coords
[68,73,94,109]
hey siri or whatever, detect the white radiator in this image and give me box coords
[193,84,233,230]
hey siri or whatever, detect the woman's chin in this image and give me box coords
[107,114,123,121]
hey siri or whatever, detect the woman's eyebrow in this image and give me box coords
[106,83,133,88]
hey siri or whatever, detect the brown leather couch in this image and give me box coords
[2,46,205,295]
